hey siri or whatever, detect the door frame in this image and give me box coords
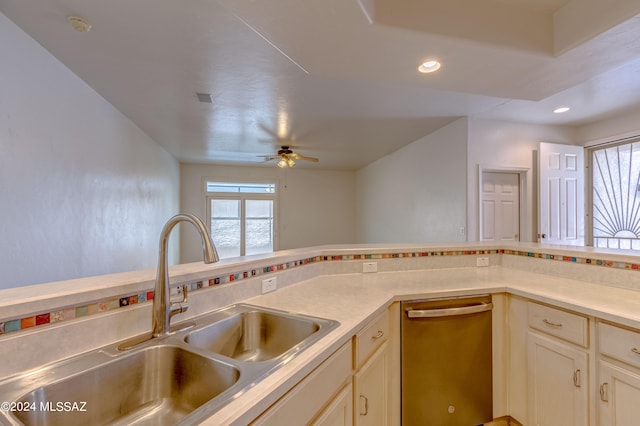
[478,165,529,242]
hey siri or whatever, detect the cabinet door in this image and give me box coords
[252,342,352,426]
[312,382,353,426]
[527,332,588,426]
[354,342,388,426]
[599,361,640,426]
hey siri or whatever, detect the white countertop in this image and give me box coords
[199,265,640,425]
[3,243,640,424]
[6,240,640,321]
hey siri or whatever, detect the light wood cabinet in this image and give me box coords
[354,309,389,367]
[252,341,352,426]
[253,304,400,426]
[354,341,388,426]
[312,382,354,426]
[525,302,590,426]
[527,331,589,425]
[507,297,640,426]
[599,322,640,370]
[528,301,588,347]
[352,307,392,426]
[506,295,529,423]
[597,321,640,425]
[386,302,401,426]
[598,360,640,426]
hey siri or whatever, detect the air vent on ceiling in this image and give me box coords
[196,93,213,103]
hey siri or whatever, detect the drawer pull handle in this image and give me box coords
[543,319,563,328]
[371,330,384,341]
[573,369,581,388]
[632,348,640,356]
[359,394,369,416]
[600,382,609,402]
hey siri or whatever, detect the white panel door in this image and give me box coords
[538,142,585,245]
[481,172,520,241]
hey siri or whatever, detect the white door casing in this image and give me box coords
[538,142,585,245]
[481,172,520,241]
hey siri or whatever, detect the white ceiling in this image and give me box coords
[3,0,640,169]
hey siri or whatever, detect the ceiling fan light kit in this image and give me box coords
[277,156,295,168]
[261,146,318,168]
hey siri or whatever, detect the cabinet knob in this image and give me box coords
[573,369,581,388]
[371,330,384,341]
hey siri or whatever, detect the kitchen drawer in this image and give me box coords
[599,322,640,369]
[354,309,389,368]
[528,302,588,347]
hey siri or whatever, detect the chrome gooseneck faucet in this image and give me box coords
[152,213,219,338]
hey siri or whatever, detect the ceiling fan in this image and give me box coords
[259,146,319,168]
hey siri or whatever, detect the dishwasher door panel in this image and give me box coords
[401,296,493,426]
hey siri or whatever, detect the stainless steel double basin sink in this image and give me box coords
[0,304,339,425]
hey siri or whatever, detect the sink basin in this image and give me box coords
[12,346,239,426]
[0,304,338,426]
[185,309,321,362]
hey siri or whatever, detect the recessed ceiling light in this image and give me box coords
[553,106,570,114]
[418,60,441,74]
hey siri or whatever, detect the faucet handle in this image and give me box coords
[169,284,189,318]
[178,283,189,304]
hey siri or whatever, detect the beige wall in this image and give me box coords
[355,118,469,243]
[7,0,640,289]
[355,117,580,244]
[467,118,577,242]
[576,109,640,145]
[179,163,357,262]
[0,13,179,290]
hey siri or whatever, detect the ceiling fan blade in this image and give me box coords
[290,153,319,162]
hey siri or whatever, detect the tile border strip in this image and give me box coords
[2,248,639,335]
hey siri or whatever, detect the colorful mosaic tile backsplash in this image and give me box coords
[2,248,640,336]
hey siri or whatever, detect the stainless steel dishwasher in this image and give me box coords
[401,294,493,426]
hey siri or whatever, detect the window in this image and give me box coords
[590,138,640,250]
[205,181,276,259]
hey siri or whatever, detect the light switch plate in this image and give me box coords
[363,262,378,273]
[262,277,277,293]
[476,257,489,267]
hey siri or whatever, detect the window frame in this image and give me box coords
[203,178,278,258]
[586,135,640,249]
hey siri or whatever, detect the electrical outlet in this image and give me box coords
[262,277,277,294]
[476,257,489,267]
[363,262,378,273]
